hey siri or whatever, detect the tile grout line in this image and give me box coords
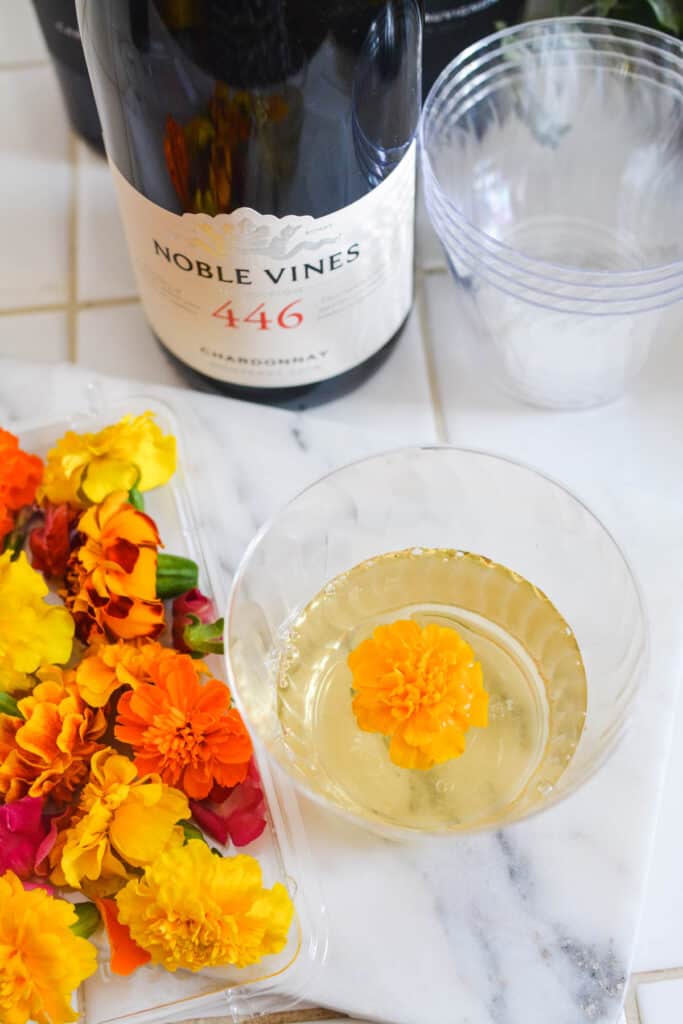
[415,271,448,443]
[0,296,140,319]
[67,133,79,363]
[0,302,69,318]
[0,58,49,72]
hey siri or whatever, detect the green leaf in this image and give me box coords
[646,0,682,33]
[70,902,101,939]
[128,487,145,511]
[181,821,205,844]
[0,692,22,718]
[156,553,198,598]
[183,615,225,657]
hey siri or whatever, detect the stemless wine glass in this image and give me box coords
[226,448,646,838]
[420,18,683,408]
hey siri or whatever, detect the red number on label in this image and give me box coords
[277,300,304,329]
[244,302,272,331]
[211,301,239,328]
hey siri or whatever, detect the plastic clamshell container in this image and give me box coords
[17,392,326,1024]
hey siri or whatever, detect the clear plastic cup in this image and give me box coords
[226,448,646,838]
[420,17,683,407]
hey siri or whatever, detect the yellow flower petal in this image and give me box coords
[0,551,74,693]
[0,870,97,1024]
[39,412,176,508]
[116,841,294,972]
[81,457,139,503]
[56,748,189,892]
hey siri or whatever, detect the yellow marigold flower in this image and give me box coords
[39,412,176,508]
[0,551,74,693]
[53,748,189,897]
[0,669,106,803]
[116,840,294,971]
[0,869,97,1024]
[348,620,489,771]
[75,639,167,707]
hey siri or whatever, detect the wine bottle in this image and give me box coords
[32,0,104,154]
[77,1,422,404]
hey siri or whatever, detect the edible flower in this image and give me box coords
[38,412,176,508]
[0,551,75,693]
[190,759,266,848]
[348,620,489,771]
[64,491,165,643]
[115,649,252,799]
[0,795,55,879]
[172,587,223,655]
[52,748,188,896]
[115,839,294,971]
[0,428,43,546]
[29,502,76,578]
[74,638,163,707]
[0,670,106,803]
[94,896,151,976]
[0,869,97,1024]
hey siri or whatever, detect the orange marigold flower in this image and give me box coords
[0,669,106,803]
[115,650,252,799]
[75,639,167,707]
[0,870,97,1024]
[0,428,43,544]
[348,620,489,771]
[63,490,165,644]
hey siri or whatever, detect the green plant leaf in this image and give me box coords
[0,693,22,718]
[646,0,682,33]
[70,902,101,939]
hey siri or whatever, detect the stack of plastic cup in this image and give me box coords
[420,17,683,409]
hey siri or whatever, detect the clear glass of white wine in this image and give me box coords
[226,447,646,837]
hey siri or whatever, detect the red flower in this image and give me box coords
[0,795,56,879]
[190,759,266,848]
[29,503,76,578]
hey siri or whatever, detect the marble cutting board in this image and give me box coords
[2,359,680,1024]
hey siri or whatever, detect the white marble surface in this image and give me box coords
[0,359,678,1024]
[2,4,683,1021]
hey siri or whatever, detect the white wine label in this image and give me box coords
[111,145,416,388]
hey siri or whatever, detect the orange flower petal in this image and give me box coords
[95,897,152,976]
[348,620,488,771]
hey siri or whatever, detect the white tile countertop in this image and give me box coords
[2,4,683,1024]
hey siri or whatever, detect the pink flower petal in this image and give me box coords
[190,759,268,849]
[226,803,267,847]
[189,800,231,846]
[0,796,49,879]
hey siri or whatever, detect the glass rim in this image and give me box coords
[419,16,683,282]
[428,193,683,312]
[424,167,683,294]
[225,444,649,837]
[428,190,683,313]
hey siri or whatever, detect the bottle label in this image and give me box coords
[111,145,416,388]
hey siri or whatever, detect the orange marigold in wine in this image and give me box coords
[348,620,488,770]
